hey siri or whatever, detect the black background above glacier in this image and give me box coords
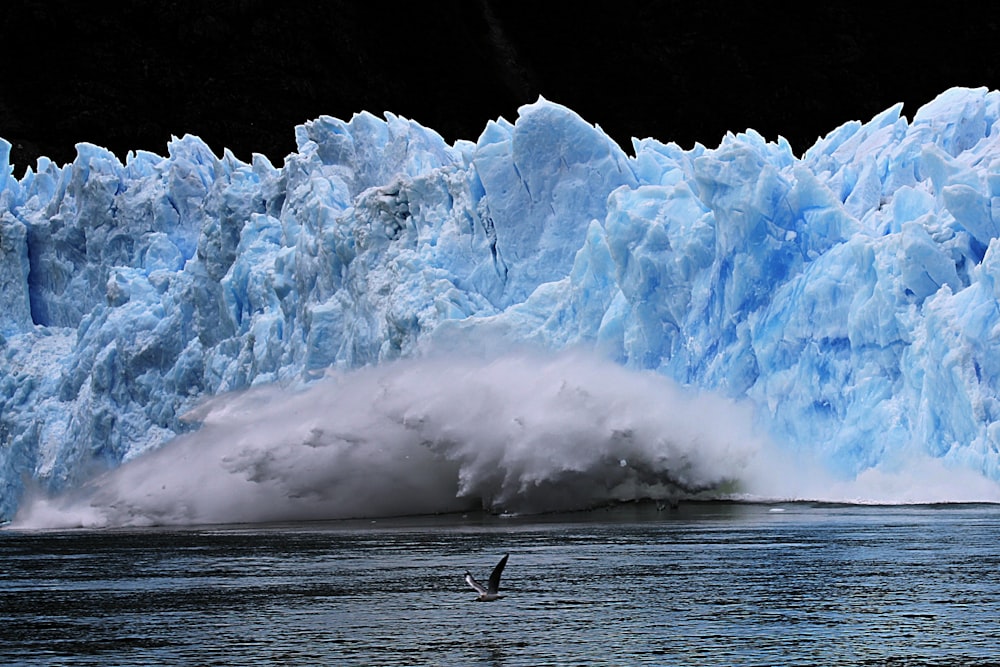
[1,1,997,175]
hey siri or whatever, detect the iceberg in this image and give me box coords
[4,87,1000,526]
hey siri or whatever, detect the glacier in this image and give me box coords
[4,86,1000,526]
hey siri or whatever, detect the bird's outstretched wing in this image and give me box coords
[487,553,509,595]
[465,571,487,595]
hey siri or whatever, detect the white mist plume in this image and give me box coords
[12,352,765,528]
[744,450,1000,506]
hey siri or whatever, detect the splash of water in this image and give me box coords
[12,352,764,528]
[12,351,1000,529]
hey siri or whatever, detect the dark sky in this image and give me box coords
[2,1,998,176]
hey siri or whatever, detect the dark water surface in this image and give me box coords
[2,502,1000,666]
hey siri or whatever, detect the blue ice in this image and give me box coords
[3,87,1000,521]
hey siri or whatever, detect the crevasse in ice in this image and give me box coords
[2,87,1000,520]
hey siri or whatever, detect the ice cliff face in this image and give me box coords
[2,87,1000,520]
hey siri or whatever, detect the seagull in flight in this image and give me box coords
[465,553,509,602]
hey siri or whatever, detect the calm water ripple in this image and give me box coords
[2,502,1000,666]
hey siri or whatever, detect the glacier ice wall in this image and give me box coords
[3,87,1000,521]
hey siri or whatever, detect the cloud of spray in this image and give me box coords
[745,449,1000,506]
[12,352,764,528]
[13,351,1000,530]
